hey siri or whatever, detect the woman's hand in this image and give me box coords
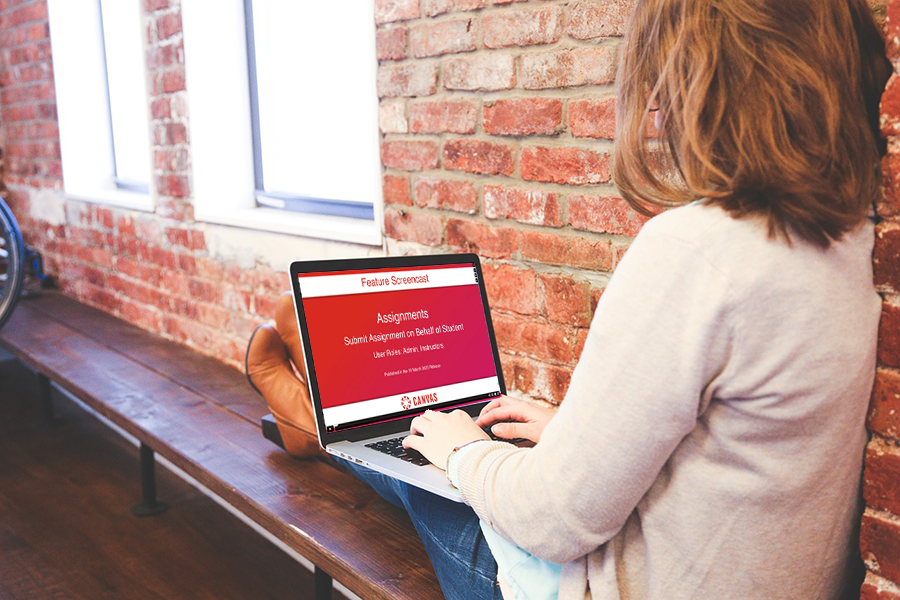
[476,395,556,444]
[403,409,490,470]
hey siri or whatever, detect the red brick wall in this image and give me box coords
[0,0,282,366]
[863,1,900,596]
[377,0,646,404]
[0,0,899,593]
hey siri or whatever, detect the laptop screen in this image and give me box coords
[296,261,503,433]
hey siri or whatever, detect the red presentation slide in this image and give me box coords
[302,280,497,410]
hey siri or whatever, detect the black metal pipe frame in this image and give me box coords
[35,372,335,595]
[130,442,169,517]
[314,567,333,600]
[37,372,53,423]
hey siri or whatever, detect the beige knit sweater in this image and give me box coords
[457,203,879,599]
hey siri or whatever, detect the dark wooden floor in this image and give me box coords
[0,356,346,600]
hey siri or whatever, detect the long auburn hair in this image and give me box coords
[613,0,892,247]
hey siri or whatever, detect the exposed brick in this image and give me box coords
[117,216,137,237]
[483,6,561,48]
[5,3,47,28]
[484,185,561,226]
[80,282,120,313]
[178,254,197,274]
[156,12,181,40]
[377,63,438,98]
[565,0,633,39]
[888,1,900,59]
[409,18,476,58]
[876,223,900,292]
[883,75,900,137]
[188,277,219,303]
[383,174,412,206]
[375,0,419,24]
[379,99,408,133]
[119,297,163,332]
[611,238,632,267]
[574,327,590,360]
[422,0,485,17]
[880,302,900,369]
[376,26,407,61]
[145,0,169,11]
[861,573,900,600]
[443,54,516,91]
[155,173,190,198]
[483,98,562,136]
[590,287,604,316]
[493,314,576,363]
[255,294,279,320]
[446,218,518,258]
[150,97,171,120]
[154,147,189,172]
[384,207,443,246]
[221,285,251,312]
[568,195,650,236]
[189,230,206,251]
[195,302,227,328]
[519,230,614,271]
[861,511,900,584]
[569,97,616,139]
[413,177,477,212]
[165,227,190,249]
[865,439,900,515]
[879,151,900,219]
[162,69,186,93]
[443,139,514,175]
[541,274,592,327]
[520,146,610,185]
[501,352,572,402]
[483,263,538,315]
[410,100,477,134]
[521,46,618,89]
[381,140,440,171]
[870,368,900,440]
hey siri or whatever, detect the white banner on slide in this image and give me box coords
[322,376,501,428]
[298,266,477,299]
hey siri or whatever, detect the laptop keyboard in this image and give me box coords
[365,436,431,466]
[365,426,529,467]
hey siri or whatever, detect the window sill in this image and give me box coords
[66,187,154,212]
[196,206,383,247]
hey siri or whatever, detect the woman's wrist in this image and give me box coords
[446,439,490,486]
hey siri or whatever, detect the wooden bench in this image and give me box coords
[0,291,443,600]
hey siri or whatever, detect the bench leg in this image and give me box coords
[314,567,332,600]
[131,443,169,517]
[37,372,53,424]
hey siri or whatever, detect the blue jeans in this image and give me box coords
[336,458,503,600]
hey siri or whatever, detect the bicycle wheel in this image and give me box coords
[0,197,25,331]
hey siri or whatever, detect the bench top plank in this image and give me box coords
[0,293,442,600]
[23,294,269,425]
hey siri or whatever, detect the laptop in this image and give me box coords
[289,253,508,502]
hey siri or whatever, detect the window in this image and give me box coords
[99,0,151,194]
[245,1,380,220]
[182,0,383,245]
[48,0,153,210]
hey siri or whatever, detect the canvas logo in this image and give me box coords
[400,392,437,411]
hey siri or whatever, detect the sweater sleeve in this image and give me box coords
[454,218,735,563]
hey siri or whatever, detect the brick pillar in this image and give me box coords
[862,1,900,597]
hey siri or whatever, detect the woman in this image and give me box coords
[249,0,892,597]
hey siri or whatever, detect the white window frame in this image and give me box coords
[48,0,154,212]
[181,0,383,247]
